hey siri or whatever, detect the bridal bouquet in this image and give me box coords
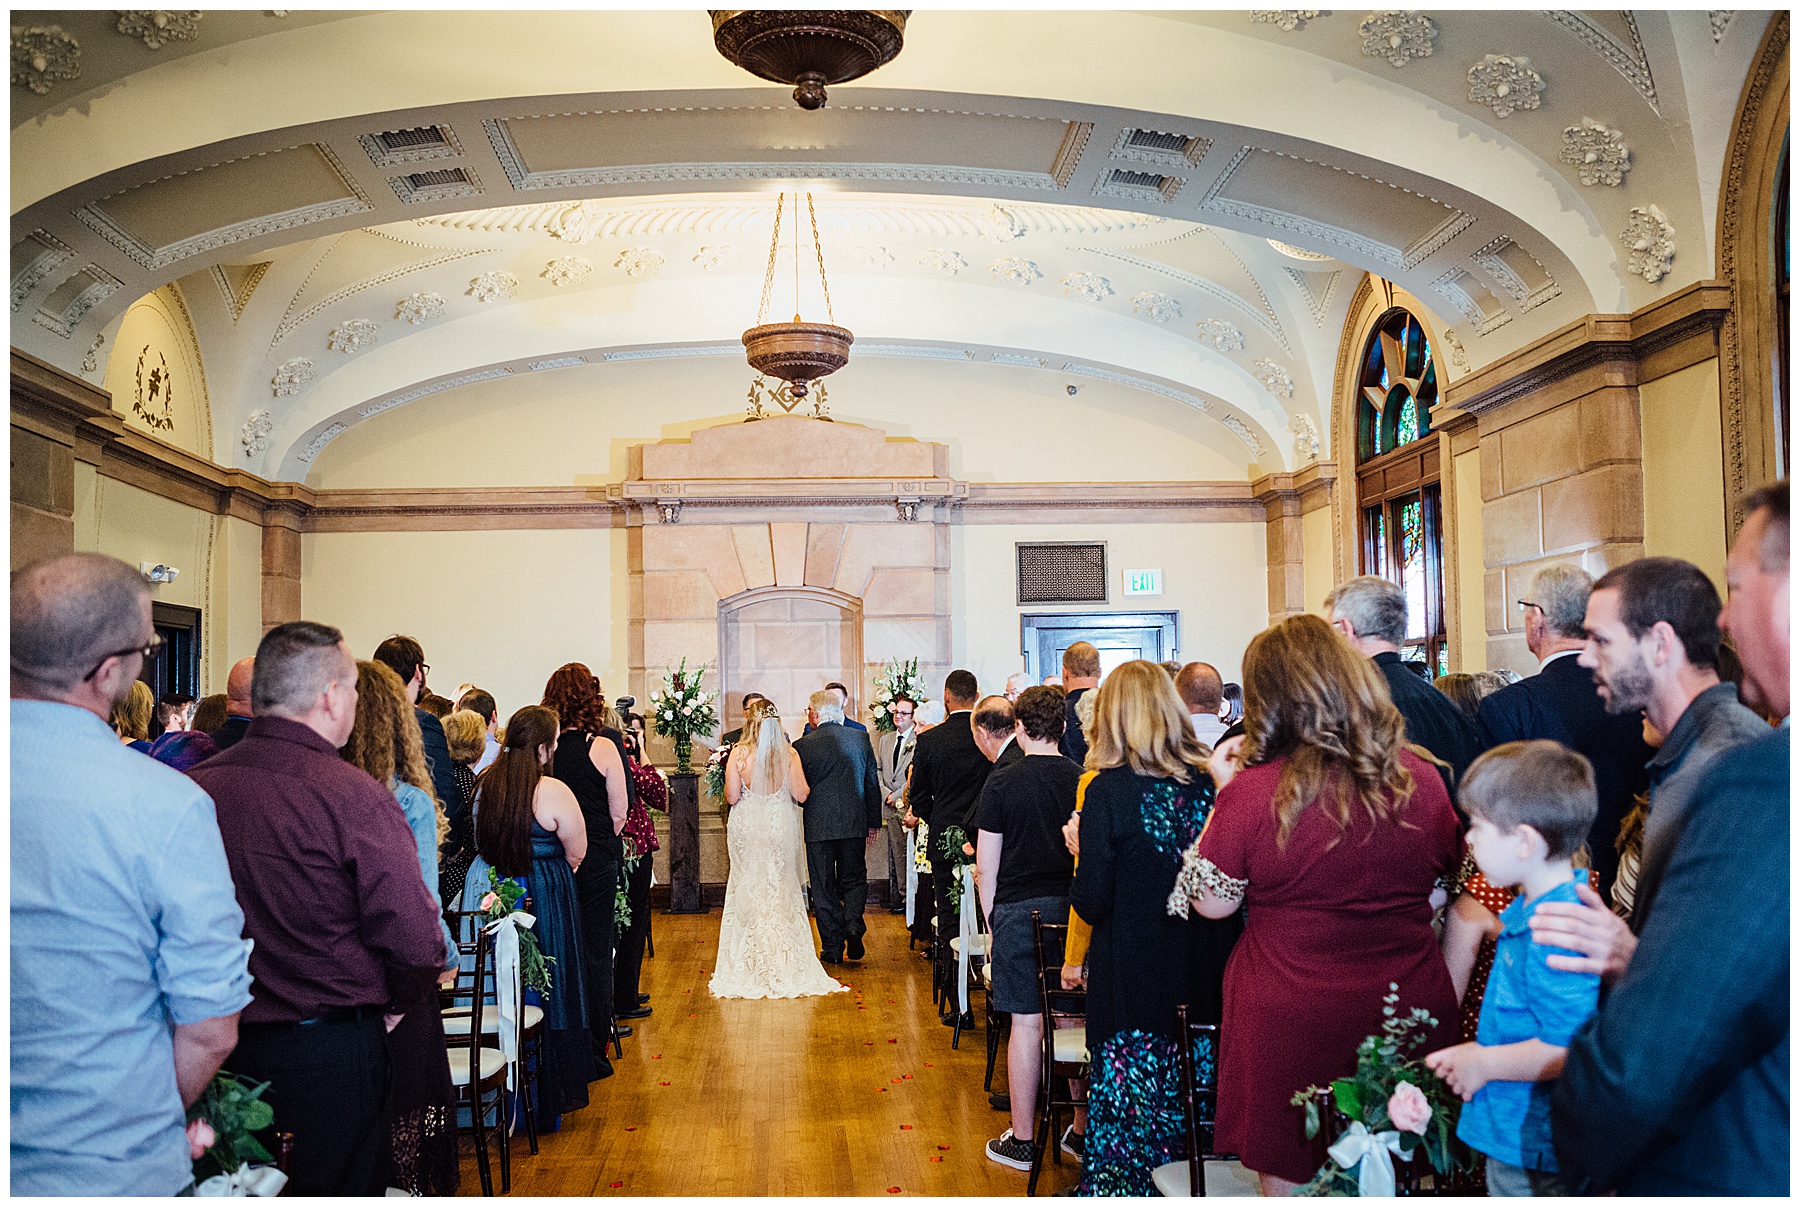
[1289,984,1471,1195]
[870,657,929,734]
[703,741,731,803]
[649,658,717,774]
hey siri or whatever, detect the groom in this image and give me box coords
[794,689,885,964]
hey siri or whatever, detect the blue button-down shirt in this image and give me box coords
[11,700,254,1196]
[1456,877,1601,1171]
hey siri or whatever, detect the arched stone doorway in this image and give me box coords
[718,586,864,738]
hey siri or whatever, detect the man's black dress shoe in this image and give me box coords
[845,935,865,960]
[636,992,650,1005]
[821,953,840,965]
[614,1024,633,1039]
[940,1010,975,1028]
[889,904,907,914]
[617,1005,652,1020]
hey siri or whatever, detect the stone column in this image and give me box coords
[10,351,118,569]
[261,512,304,631]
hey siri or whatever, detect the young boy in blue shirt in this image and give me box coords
[1426,740,1601,1196]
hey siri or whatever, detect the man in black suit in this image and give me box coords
[1326,576,1483,788]
[211,656,255,749]
[904,669,992,1025]
[802,682,868,736]
[1549,480,1789,1194]
[372,635,464,830]
[793,690,884,965]
[973,695,1024,770]
[719,691,767,748]
[1057,643,1101,764]
[1477,563,1653,898]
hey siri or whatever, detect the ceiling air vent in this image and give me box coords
[387,166,482,205]
[1127,129,1188,153]
[358,123,464,167]
[1113,126,1212,169]
[1017,542,1108,605]
[1095,166,1184,204]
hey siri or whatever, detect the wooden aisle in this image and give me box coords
[458,910,1082,1196]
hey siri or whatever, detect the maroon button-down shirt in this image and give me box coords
[190,716,446,1024]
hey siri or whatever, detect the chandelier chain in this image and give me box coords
[756,192,785,326]
[807,193,835,326]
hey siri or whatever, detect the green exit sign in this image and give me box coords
[1123,568,1163,596]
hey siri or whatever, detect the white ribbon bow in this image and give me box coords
[483,910,536,1089]
[1327,1121,1409,1197]
[904,830,919,926]
[195,1164,288,1196]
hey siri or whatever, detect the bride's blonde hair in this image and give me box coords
[735,697,789,791]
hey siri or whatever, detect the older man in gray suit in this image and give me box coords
[875,694,920,914]
[794,690,885,964]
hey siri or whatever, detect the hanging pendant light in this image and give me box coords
[741,192,853,404]
[710,10,909,110]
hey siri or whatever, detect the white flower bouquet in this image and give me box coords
[870,657,929,734]
[648,657,717,773]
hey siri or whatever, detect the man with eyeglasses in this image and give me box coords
[876,694,920,914]
[12,553,253,1195]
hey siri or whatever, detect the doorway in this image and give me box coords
[1019,611,1180,682]
[717,586,865,738]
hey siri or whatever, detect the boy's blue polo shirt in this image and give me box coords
[1456,877,1601,1170]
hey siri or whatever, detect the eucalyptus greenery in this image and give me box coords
[938,824,975,913]
[483,875,553,998]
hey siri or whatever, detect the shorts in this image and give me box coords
[1485,1157,1568,1196]
[990,895,1069,1014]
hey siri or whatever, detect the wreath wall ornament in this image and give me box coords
[133,345,176,432]
[1620,205,1676,284]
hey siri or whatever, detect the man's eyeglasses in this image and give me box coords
[1517,600,1544,615]
[82,634,163,682]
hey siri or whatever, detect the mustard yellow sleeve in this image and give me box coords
[1064,770,1099,966]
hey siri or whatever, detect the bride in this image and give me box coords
[709,699,849,999]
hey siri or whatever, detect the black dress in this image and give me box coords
[555,730,625,1071]
[439,761,478,907]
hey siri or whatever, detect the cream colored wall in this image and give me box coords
[70,470,260,691]
[1639,358,1728,589]
[102,284,213,460]
[1452,449,1487,672]
[1300,507,1335,616]
[951,522,1269,692]
[308,355,1251,489]
[302,528,627,719]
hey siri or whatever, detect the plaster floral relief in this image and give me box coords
[989,257,1042,286]
[116,11,201,50]
[693,244,740,272]
[1131,291,1182,322]
[467,270,518,302]
[1249,10,1320,32]
[542,255,592,286]
[1441,328,1470,371]
[1561,118,1631,187]
[1621,205,1676,284]
[987,204,1027,241]
[1063,271,1114,302]
[1195,318,1246,352]
[241,409,274,458]
[1252,358,1295,399]
[615,247,666,279]
[326,318,378,352]
[1467,54,1545,118]
[848,245,895,271]
[81,333,106,374]
[394,291,445,324]
[12,25,81,94]
[1221,415,1265,454]
[1359,10,1436,67]
[271,358,314,397]
[918,248,967,277]
[1290,414,1321,462]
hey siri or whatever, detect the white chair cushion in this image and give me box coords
[949,934,989,956]
[1052,1026,1088,1064]
[441,1003,544,1036]
[980,963,991,987]
[1151,1158,1258,1197]
[446,1044,506,1087]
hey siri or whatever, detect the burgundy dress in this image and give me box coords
[1191,750,1461,1184]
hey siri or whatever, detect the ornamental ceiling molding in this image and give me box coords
[12,24,81,94]
[115,11,201,50]
[1560,119,1631,187]
[1542,11,1658,113]
[1283,267,1344,327]
[13,230,75,312]
[1249,11,1320,33]
[1076,238,1292,352]
[1469,236,1562,312]
[1620,205,1676,284]
[1359,11,1437,68]
[326,319,379,353]
[1466,54,1546,119]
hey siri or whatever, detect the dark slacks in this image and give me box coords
[806,835,868,960]
[934,864,960,1007]
[228,1015,391,1197]
[613,851,653,1006]
[574,849,621,1069]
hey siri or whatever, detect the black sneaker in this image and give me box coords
[986,1128,1036,1171]
[845,935,865,960]
[1060,1125,1085,1160]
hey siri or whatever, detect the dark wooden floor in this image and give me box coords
[458,910,1081,1196]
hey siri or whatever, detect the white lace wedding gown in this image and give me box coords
[709,783,849,1000]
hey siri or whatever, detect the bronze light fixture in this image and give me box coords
[710,10,908,110]
[741,192,853,407]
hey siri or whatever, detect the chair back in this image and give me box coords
[440,916,492,1057]
[1175,1003,1221,1197]
[1030,913,1085,1059]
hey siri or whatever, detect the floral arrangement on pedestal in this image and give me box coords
[1290,984,1473,1195]
[649,657,717,774]
[186,1071,287,1195]
[870,657,929,733]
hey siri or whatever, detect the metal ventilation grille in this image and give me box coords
[403,168,469,189]
[1017,542,1107,604]
[1126,129,1188,153]
[378,126,448,151]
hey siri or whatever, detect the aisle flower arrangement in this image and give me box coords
[938,824,975,912]
[479,876,552,998]
[870,657,929,733]
[186,1071,286,1194]
[649,658,717,774]
[1290,984,1472,1195]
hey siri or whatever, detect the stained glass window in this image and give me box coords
[1356,311,1437,464]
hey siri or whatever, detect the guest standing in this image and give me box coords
[1182,614,1460,1195]
[339,659,458,1197]
[876,695,919,914]
[457,688,502,773]
[462,705,598,1122]
[793,690,885,965]
[609,695,659,1021]
[1057,643,1102,764]
[1066,663,1241,1195]
[12,554,253,1196]
[542,663,631,1071]
[439,708,486,906]
[190,691,229,737]
[1175,661,1226,751]
[372,636,466,865]
[191,622,447,1196]
[110,678,154,751]
[973,694,1023,770]
[212,657,255,750]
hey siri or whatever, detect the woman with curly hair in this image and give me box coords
[542,663,633,1073]
[340,659,458,1197]
[1180,615,1460,1195]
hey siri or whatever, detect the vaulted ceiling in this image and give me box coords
[10,9,1770,482]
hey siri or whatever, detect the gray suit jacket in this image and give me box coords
[876,728,917,813]
[792,721,884,843]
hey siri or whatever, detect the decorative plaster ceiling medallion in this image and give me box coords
[989,257,1041,286]
[1561,118,1631,187]
[848,245,894,271]
[116,11,200,50]
[615,247,666,279]
[543,256,592,287]
[693,245,740,272]
[241,409,274,459]
[1195,318,1246,352]
[1062,272,1114,303]
[1359,11,1436,68]
[11,25,80,94]
[1131,292,1181,322]
[1267,239,1335,262]
[709,9,908,109]
[917,248,967,276]
[1290,414,1321,461]
[1252,359,1295,399]
[394,291,445,324]
[468,270,518,302]
[326,319,379,353]
[1467,54,1546,118]
[272,357,314,397]
[1621,205,1675,284]
[1249,10,1320,32]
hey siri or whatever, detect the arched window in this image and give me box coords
[1355,307,1448,675]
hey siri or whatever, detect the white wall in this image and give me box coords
[1639,358,1728,590]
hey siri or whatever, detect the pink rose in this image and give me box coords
[479,892,498,911]
[186,1118,216,1160]
[1387,1080,1432,1135]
